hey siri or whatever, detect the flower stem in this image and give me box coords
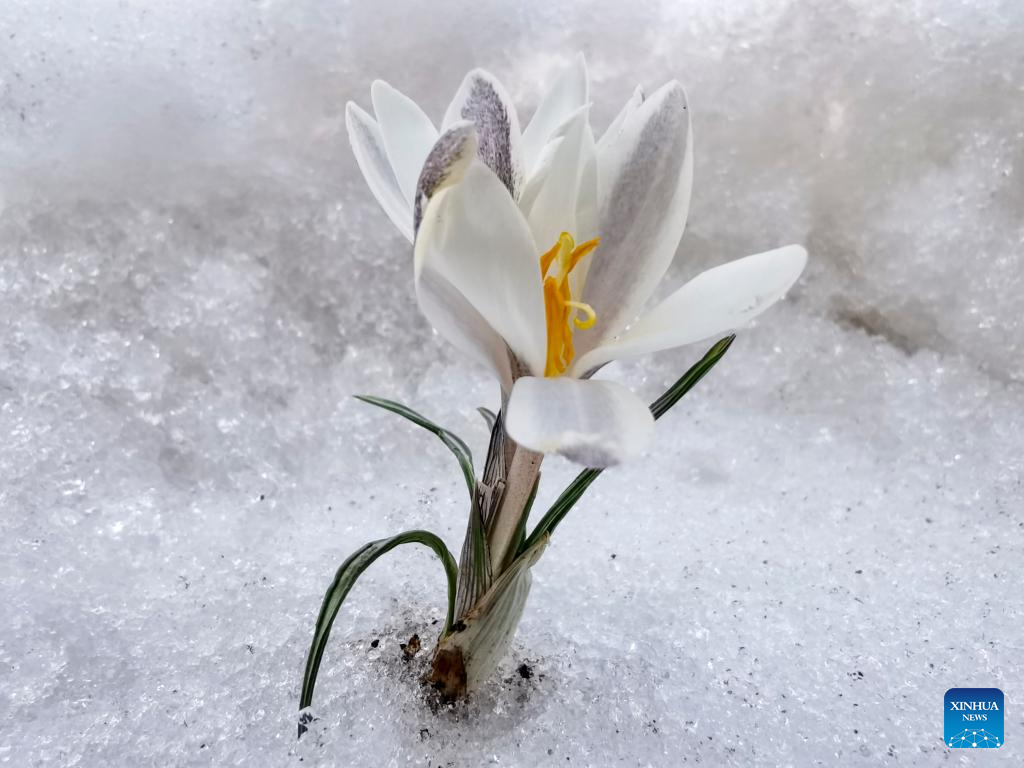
[485,441,542,572]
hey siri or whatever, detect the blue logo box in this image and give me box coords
[945,688,1004,749]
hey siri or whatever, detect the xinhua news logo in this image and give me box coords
[944,688,1004,749]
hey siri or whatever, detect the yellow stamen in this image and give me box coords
[567,301,597,329]
[539,232,599,377]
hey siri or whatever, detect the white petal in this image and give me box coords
[521,53,589,177]
[520,106,591,252]
[519,103,593,205]
[370,80,438,206]
[413,121,477,235]
[443,69,523,198]
[505,377,654,467]
[414,160,547,376]
[345,102,414,241]
[597,84,643,152]
[412,132,514,387]
[514,144,553,221]
[572,245,808,376]
[415,265,513,389]
[577,81,693,357]
[569,122,598,297]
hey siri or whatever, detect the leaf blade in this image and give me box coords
[649,335,735,419]
[477,406,498,432]
[298,529,458,735]
[355,395,476,499]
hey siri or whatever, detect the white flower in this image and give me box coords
[346,54,807,468]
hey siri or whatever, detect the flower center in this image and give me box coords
[539,232,599,377]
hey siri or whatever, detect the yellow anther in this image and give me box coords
[539,232,600,377]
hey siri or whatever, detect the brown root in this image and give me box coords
[426,645,467,701]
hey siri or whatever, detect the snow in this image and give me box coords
[2,0,1022,765]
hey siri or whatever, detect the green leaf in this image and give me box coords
[520,335,735,551]
[477,406,498,432]
[518,468,600,555]
[649,335,735,419]
[355,395,476,499]
[298,529,458,736]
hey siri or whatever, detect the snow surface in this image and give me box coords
[2,1,1022,765]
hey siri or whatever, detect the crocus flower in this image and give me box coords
[346,54,806,468]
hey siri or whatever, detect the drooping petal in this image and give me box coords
[443,69,523,199]
[571,245,808,376]
[520,52,589,177]
[505,376,655,467]
[413,121,477,235]
[519,106,591,252]
[370,80,439,206]
[576,81,693,358]
[345,102,414,241]
[414,160,547,377]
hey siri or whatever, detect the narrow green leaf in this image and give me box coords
[298,529,458,736]
[355,395,476,499]
[521,335,735,550]
[649,335,735,419]
[477,406,498,432]
[519,469,600,553]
